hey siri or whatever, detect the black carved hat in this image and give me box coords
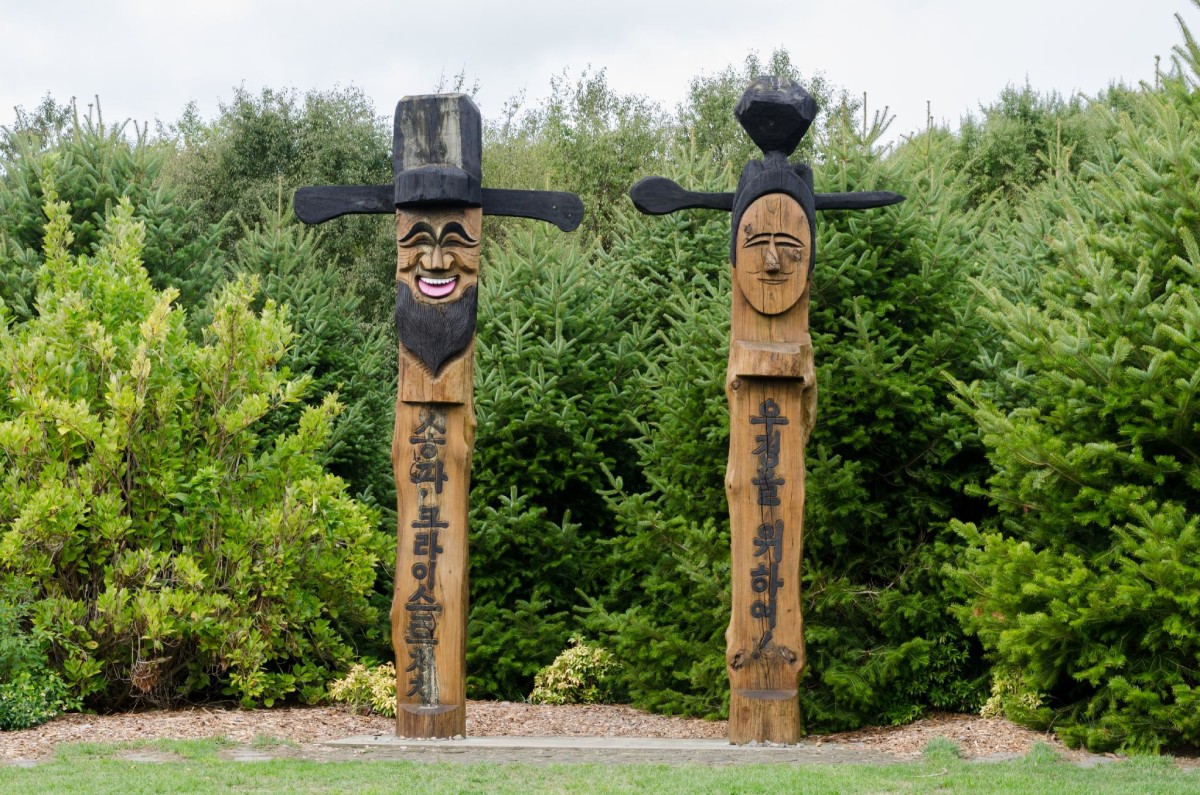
[729,77,818,267]
[393,93,483,208]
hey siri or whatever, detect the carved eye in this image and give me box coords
[439,232,475,248]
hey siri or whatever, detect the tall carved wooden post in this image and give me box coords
[630,77,903,744]
[294,93,582,739]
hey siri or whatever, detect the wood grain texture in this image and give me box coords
[390,204,479,739]
[390,352,475,738]
[725,192,816,745]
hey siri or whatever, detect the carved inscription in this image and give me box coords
[750,398,787,654]
[404,406,448,705]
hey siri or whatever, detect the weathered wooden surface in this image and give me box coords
[724,193,816,744]
[389,204,481,738]
[391,395,474,738]
[296,91,582,741]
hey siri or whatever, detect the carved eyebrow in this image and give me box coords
[440,221,480,245]
[398,222,436,244]
[744,232,805,247]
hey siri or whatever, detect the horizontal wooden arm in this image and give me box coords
[294,186,583,231]
[294,185,393,224]
[629,176,905,216]
[629,176,734,215]
[481,188,583,231]
[814,191,906,210]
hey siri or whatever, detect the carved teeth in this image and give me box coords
[417,275,458,298]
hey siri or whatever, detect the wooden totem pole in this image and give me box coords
[630,77,903,744]
[295,94,582,739]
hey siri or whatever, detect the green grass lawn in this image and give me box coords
[1,739,1196,794]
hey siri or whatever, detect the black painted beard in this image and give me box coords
[394,282,478,375]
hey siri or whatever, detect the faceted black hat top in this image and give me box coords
[734,76,817,158]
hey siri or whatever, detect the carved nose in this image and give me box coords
[764,240,781,272]
[427,246,451,270]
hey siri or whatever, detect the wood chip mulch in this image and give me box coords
[0,702,1078,762]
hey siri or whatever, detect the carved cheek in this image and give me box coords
[455,248,481,274]
[397,247,422,279]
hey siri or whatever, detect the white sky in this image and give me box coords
[2,0,1196,145]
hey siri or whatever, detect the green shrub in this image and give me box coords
[0,670,80,731]
[327,663,396,717]
[0,574,79,730]
[529,637,619,706]
[0,104,225,325]
[0,177,384,709]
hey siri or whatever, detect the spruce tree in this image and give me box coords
[950,14,1200,752]
[0,102,225,322]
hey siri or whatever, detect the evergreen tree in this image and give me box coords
[950,13,1200,752]
[165,86,395,322]
[0,101,225,323]
[466,227,655,698]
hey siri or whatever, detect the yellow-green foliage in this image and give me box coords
[529,637,618,706]
[327,663,397,717]
[0,175,384,710]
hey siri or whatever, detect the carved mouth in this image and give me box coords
[418,275,458,299]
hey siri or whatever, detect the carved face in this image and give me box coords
[734,193,810,315]
[396,206,482,304]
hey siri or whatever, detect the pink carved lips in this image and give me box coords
[418,275,458,299]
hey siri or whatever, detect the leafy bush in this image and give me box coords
[0,575,79,730]
[529,636,619,706]
[0,179,384,709]
[0,670,80,731]
[327,663,396,717]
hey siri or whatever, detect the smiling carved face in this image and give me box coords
[396,206,482,303]
[734,193,811,315]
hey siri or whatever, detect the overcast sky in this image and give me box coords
[2,0,1196,146]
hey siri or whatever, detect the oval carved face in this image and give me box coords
[734,194,810,315]
[396,206,482,304]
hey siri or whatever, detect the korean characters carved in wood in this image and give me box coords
[295,93,582,739]
[629,75,903,744]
